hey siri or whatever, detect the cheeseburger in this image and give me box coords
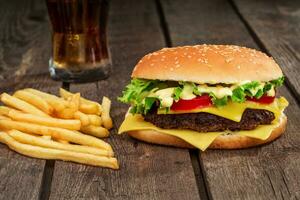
[118,45,288,150]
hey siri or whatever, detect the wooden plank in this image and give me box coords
[201,86,300,200]
[0,0,61,199]
[232,0,300,100]
[49,0,201,199]
[161,0,300,199]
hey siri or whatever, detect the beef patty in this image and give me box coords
[144,108,275,132]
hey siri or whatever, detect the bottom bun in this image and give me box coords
[127,115,287,149]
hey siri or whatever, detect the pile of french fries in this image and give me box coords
[0,88,118,169]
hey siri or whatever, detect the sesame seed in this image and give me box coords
[175,61,179,64]
[188,55,192,58]
[170,68,174,71]
[175,64,181,68]
[150,63,154,66]
[225,58,233,63]
[175,57,178,60]
[237,65,241,69]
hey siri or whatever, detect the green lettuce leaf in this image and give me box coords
[119,79,160,114]
[210,93,228,107]
[270,76,284,87]
[232,87,246,103]
[173,87,183,101]
[120,76,285,114]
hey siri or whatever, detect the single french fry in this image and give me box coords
[1,106,81,130]
[79,104,100,115]
[0,119,112,151]
[42,135,51,140]
[81,125,109,138]
[9,130,113,157]
[0,115,11,120]
[56,139,69,144]
[60,88,101,114]
[74,111,90,126]
[24,88,68,112]
[0,131,118,169]
[69,93,80,111]
[0,93,49,117]
[55,108,76,119]
[0,106,10,115]
[101,96,113,129]
[87,115,102,126]
[13,90,53,115]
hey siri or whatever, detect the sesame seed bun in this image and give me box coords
[127,114,287,150]
[132,45,283,84]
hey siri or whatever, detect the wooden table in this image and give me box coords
[0,0,299,199]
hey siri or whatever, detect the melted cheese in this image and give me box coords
[158,97,288,122]
[118,114,283,151]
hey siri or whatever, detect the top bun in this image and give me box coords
[132,45,282,84]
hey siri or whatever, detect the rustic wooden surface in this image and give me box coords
[232,0,300,101]
[161,0,300,199]
[0,0,299,199]
[0,0,60,199]
[49,0,200,199]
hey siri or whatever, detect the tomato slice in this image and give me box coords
[247,95,275,104]
[171,94,212,111]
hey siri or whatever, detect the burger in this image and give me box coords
[118,45,288,150]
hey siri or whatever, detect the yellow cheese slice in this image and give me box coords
[158,97,288,122]
[119,97,288,151]
[118,114,282,151]
[118,114,222,151]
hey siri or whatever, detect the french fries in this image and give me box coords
[24,88,68,112]
[60,88,101,114]
[74,111,90,126]
[0,131,118,169]
[0,119,112,151]
[9,130,113,157]
[0,106,81,130]
[13,90,53,115]
[0,93,49,117]
[0,88,116,169]
[0,115,11,120]
[88,114,102,126]
[101,96,113,129]
[81,125,109,138]
[57,139,69,144]
[42,135,52,140]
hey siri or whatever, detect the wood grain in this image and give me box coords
[0,0,60,199]
[49,0,200,199]
[232,0,300,100]
[161,0,300,199]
